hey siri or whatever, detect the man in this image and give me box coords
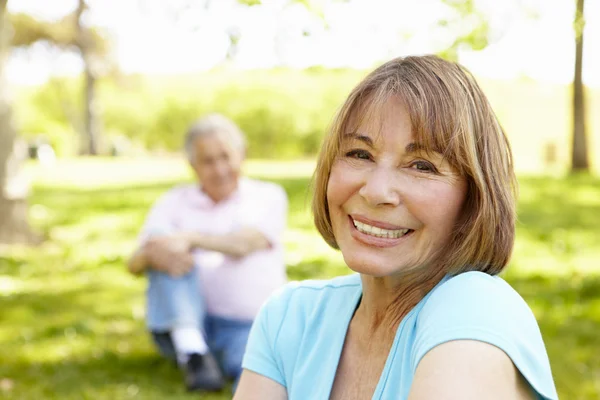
[127,114,288,392]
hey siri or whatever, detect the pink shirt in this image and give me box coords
[139,177,288,320]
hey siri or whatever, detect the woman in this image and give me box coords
[234,55,558,399]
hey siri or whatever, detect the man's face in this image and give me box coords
[190,133,243,202]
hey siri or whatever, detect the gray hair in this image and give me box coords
[184,114,247,162]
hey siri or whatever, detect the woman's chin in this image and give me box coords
[342,252,423,279]
[345,261,404,278]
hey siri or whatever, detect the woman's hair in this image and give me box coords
[312,55,517,275]
[184,113,246,162]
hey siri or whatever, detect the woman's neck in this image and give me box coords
[355,268,446,334]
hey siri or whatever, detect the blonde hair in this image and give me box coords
[312,55,517,275]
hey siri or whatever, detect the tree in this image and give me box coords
[11,1,109,155]
[436,0,490,62]
[440,0,590,173]
[0,2,109,244]
[571,0,588,172]
[0,0,38,244]
[75,0,101,155]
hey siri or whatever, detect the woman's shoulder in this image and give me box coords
[419,271,533,323]
[411,271,557,399]
[263,273,362,316]
[415,271,539,338]
[243,274,362,389]
[428,270,524,300]
[250,274,361,358]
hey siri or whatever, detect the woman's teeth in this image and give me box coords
[353,219,410,239]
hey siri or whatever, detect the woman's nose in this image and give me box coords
[358,166,401,207]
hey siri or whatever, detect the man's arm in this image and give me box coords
[127,246,150,276]
[127,184,285,274]
[185,185,287,257]
[184,227,271,258]
[127,236,195,277]
[126,227,270,277]
[128,189,189,277]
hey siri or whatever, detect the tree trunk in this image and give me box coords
[76,0,100,155]
[0,0,38,244]
[82,55,99,155]
[571,0,588,172]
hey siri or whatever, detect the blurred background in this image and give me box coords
[0,0,598,398]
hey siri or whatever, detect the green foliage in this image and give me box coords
[17,69,364,158]
[14,69,600,172]
[0,158,599,399]
[438,0,490,61]
[14,78,82,155]
[10,12,108,54]
[9,13,51,47]
[237,0,262,5]
[574,0,586,39]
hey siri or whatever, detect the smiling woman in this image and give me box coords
[234,55,558,400]
[326,97,468,281]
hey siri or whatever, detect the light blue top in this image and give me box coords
[242,271,558,399]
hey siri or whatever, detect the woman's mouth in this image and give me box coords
[349,216,414,245]
[353,219,412,238]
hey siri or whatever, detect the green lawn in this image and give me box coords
[1,158,599,399]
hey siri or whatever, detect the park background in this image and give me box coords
[1,0,599,398]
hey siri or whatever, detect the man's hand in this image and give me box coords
[144,234,194,277]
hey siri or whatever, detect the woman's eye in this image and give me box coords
[411,160,436,172]
[345,149,371,161]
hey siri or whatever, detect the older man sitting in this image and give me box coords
[127,114,288,392]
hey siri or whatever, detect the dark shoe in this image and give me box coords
[184,353,225,392]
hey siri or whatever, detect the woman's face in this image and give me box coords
[327,97,468,279]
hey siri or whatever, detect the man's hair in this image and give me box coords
[312,55,517,275]
[184,114,246,162]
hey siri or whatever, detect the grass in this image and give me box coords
[1,157,600,399]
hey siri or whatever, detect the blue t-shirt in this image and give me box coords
[242,271,558,399]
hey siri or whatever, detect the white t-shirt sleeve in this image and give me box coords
[137,188,180,244]
[412,271,558,400]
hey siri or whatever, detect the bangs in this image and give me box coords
[336,83,393,148]
[334,75,468,175]
[398,78,468,175]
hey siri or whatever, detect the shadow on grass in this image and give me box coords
[2,170,598,399]
[506,273,600,398]
[31,181,180,230]
[3,264,599,399]
[1,285,127,342]
[2,353,231,399]
[518,175,600,234]
[0,265,230,399]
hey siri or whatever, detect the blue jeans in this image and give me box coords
[146,267,206,331]
[146,268,253,381]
